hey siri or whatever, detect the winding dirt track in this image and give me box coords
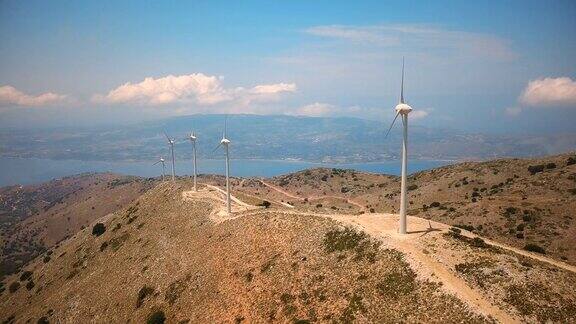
[258,179,367,212]
[182,185,576,323]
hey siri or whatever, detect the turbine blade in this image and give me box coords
[163,131,171,143]
[384,112,400,139]
[153,161,161,165]
[400,57,405,104]
[224,115,228,139]
[212,143,223,153]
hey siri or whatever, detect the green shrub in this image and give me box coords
[258,200,271,208]
[323,227,367,253]
[376,270,416,299]
[545,162,556,169]
[567,156,576,166]
[136,285,155,308]
[19,271,33,281]
[147,310,165,324]
[407,184,418,191]
[8,282,20,293]
[449,227,462,235]
[528,164,545,175]
[92,223,106,236]
[37,317,49,324]
[430,202,441,208]
[524,243,545,254]
[470,237,488,248]
[455,224,474,231]
[25,280,35,291]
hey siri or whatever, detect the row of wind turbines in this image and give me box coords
[154,60,413,234]
[154,120,232,214]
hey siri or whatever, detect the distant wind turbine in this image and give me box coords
[163,131,176,181]
[213,118,231,214]
[385,58,413,235]
[152,157,166,181]
[188,131,198,191]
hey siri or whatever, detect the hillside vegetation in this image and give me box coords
[236,152,576,265]
[1,153,575,323]
[0,182,489,323]
[0,173,156,279]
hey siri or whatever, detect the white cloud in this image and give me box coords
[304,24,515,60]
[505,77,576,116]
[411,110,429,119]
[0,85,67,107]
[250,83,296,95]
[93,73,297,108]
[294,102,335,117]
[519,77,576,107]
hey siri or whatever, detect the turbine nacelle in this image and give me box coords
[395,103,412,115]
[220,138,231,145]
[189,133,197,141]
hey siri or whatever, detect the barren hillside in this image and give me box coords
[1,153,575,323]
[2,175,575,323]
[0,173,156,279]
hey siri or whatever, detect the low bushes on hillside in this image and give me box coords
[528,164,545,175]
[258,200,271,208]
[454,224,474,232]
[147,310,165,324]
[136,285,155,308]
[8,281,20,293]
[524,243,545,254]
[92,223,106,236]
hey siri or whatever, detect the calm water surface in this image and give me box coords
[0,157,452,187]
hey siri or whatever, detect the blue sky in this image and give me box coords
[1,0,575,133]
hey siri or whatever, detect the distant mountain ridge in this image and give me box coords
[0,114,575,163]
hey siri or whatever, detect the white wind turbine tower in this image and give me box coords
[188,131,198,191]
[385,58,413,235]
[153,157,166,181]
[213,118,231,214]
[163,132,176,182]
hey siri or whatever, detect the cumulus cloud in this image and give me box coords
[0,85,67,107]
[294,102,335,117]
[519,77,576,107]
[506,77,576,116]
[93,73,297,108]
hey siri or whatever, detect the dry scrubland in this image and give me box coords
[0,173,156,279]
[1,182,489,323]
[235,152,576,265]
[0,153,575,323]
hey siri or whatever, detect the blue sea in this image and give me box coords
[0,157,452,187]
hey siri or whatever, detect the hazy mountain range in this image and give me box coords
[0,114,575,163]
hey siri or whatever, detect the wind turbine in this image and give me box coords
[153,157,166,181]
[188,131,198,191]
[163,131,176,181]
[213,118,231,214]
[385,58,413,235]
